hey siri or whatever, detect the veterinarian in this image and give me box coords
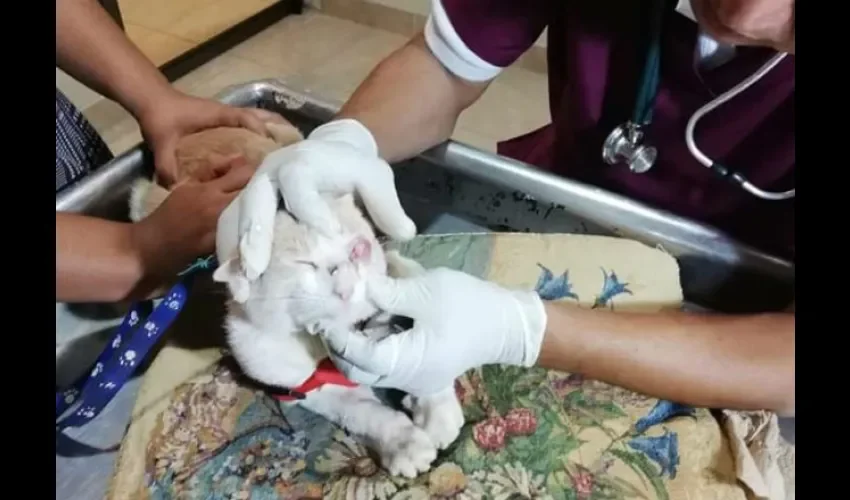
[252,0,794,415]
[56,0,282,302]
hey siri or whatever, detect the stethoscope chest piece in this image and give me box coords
[598,0,793,200]
[602,122,657,174]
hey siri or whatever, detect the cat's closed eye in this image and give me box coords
[296,261,340,276]
[296,260,319,271]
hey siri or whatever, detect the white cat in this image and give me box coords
[128,123,464,477]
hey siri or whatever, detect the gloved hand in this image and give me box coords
[320,267,549,397]
[216,118,416,279]
[260,118,415,239]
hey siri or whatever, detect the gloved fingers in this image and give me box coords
[355,159,416,241]
[326,351,384,386]
[237,173,277,280]
[385,250,427,278]
[277,166,342,236]
[366,274,427,318]
[320,326,397,376]
[308,118,379,156]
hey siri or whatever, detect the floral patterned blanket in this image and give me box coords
[107,233,791,500]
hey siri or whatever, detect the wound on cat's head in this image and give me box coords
[350,235,372,263]
[288,234,373,304]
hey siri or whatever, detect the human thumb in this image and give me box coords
[356,158,416,241]
[276,163,342,237]
[325,351,384,386]
[366,274,428,318]
[320,327,398,377]
[153,139,179,187]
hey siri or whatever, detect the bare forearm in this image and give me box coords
[337,33,488,163]
[56,213,146,303]
[56,0,173,118]
[539,303,795,415]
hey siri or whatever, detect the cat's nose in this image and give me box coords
[335,288,352,302]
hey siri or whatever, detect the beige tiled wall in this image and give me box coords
[57,0,281,113]
[319,0,547,73]
[369,0,429,17]
[117,0,278,67]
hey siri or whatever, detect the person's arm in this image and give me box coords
[56,213,150,302]
[322,264,794,415]
[337,0,548,162]
[337,33,488,163]
[257,0,547,241]
[57,160,254,303]
[56,0,173,120]
[539,303,795,416]
[56,0,280,185]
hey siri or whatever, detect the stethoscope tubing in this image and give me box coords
[685,53,794,200]
[632,0,668,127]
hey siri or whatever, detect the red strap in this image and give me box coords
[271,358,357,401]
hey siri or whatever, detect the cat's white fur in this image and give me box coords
[129,165,463,477]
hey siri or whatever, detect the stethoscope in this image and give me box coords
[601,1,795,201]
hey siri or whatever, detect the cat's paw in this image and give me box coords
[404,388,465,450]
[377,415,438,478]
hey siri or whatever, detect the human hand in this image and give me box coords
[132,156,254,279]
[257,118,416,240]
[138,89,286,186]
[691,0,795,53]
[221,119,417,282]
[320,266,548,397]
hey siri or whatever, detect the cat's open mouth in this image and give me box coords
[353,315,373,332]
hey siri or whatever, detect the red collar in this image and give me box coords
[271,359,357,401]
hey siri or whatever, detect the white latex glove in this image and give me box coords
[216,119,416,280]
[270,119,415,238]
[321,267,548,397]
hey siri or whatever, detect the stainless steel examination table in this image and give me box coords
[56,81,795,499]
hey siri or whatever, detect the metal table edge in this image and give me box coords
[56,79,794,287]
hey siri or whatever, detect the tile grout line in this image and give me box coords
[123,20,201,48]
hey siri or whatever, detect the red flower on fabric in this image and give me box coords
[454,379,467,403]
[504,408,537,436]
[571,470,594,499]
[472,416,506,451]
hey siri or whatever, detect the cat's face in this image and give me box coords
[215,193,389,333]
[231,213,386,333]
[266,232,383,329]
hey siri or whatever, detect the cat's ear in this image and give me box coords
[349,235,373,264]
[213,257,251,303]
